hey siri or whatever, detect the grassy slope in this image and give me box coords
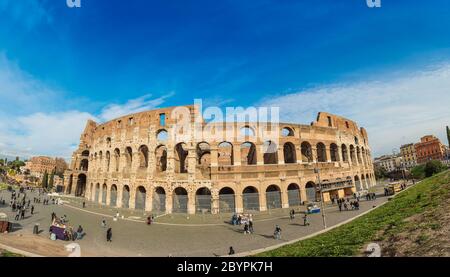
[257,170,450,257]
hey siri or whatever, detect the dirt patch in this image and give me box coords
[0,234,68,257]
[366,190,450,257]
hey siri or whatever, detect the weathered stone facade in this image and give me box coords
[63,105,376,214]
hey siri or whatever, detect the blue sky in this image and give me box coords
[1,0,450,159]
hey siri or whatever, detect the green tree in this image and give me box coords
[41,171,49,189]
[424,160,445,177]
[48,171,55,190]
[411,164,426,179]
[447,126,450,147]
[375,166,388,179]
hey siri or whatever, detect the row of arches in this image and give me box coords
[83,141,372,173]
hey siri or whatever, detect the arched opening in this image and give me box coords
[156,129,168,142]
[155,145,167,172]
[152,187,166,213]
[75,174,86,197]
[350,145,356,163]
[242,186,259,211]
[240,126,255,137]
[110,185,117,207]
[106,151,111,172]
[316,142,327,162]
[102,184,107,204]
[361,148,366,165]
[354,175,362,191]
[80,159,89,171]
[341,144,348,162]
[301,142,313,162]
[122,185,130,208]
[219,187,235,213]
[330,143,339,162]
[287,183,301,207]
[125,147,133,170]
[175,143,188,173]
[113,149,120,172]
[263,140,278,164]
[266,185,282,209]
[135,186,146,210]
[305,181,318,202]
[281,127,294,137]
[138,145,149,168]
[173,187,188,213]
[218,142,233,166]
[197,142,211,167]
[283,142,296,164]
[81,150,90,157]
[196,187,211,213]
[106,137,111,148]
[357,147,362,164]
[94,183,100,203]
[241,142,257,165]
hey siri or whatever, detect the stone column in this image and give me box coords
[165,191,173,214]
[311,147,318,163]
[281,189,289,209]
[210,147,218,167]
[145,187,153,212]
[299,186,307,204]
[259,190,267,212]
[211,190,219,214]
[326,146,332,163]
[187,190,196,214]
[235,193,243,213]
[295,147,302,164]
[106,185,111,206]
[233,144,241,166]
[71,175,78,196]
[337,145,343,163]
[278,147,284,165]
[117,186,123,208]
[129,186,136,209]
[257,144,265,165]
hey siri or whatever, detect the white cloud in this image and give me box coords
[98,92,174,122]
[258,63,450,157]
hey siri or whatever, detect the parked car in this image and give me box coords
[306,203,321,214]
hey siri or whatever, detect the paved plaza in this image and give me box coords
[0,184,391,257]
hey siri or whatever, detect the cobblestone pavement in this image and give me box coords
[0,183,393,257]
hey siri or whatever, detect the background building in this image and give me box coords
[400,143,417,169]
[22,156,68,179]
[415,135,446,164]
[374,154,403,173]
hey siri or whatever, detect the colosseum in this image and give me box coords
[63,104,376,214]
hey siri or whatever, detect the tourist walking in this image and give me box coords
[31,205,34,215]
[249,220,254,233]
[15,209,20,221]
[82,201,85,208]
[274,225,282,240]
[303,214,310,226]
[289,209,295,220]
[228,247,235,255]
[106,228,112,242]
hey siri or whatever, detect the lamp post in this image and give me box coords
[314,167,327,229]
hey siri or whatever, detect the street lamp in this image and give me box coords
[314,167,327,229]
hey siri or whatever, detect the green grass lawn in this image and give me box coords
[257,170,450,257]
[0,250,24,257]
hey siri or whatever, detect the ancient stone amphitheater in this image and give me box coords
[63,104,375,214]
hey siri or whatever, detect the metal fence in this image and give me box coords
[152,193,166,212]
[172,194,188,213]
[266,191,282,209]
[306,186,317,202]
[195,195,211,213]
[288,189,302,207]
[219,194,235,213]
[243,193,260,211]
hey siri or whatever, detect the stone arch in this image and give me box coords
[218,141,233,166]
[316,142,327,162]
[110,184,118,207]
[305,181,317,202]
[106,151,111,172]
[350,145,356,163]
[80,159,89,171]
[135,186,146,210]
[102,184,107,204]
[152,187,166,212]
[173,187,188,213]
[239,126,256,137]
[287,183,301,207]
[81,150,90,157]
[281,127,294,137]
[156,129,168,142]
[301,142,313,162]
[266,185,282,209]
[341,144,349,162]
[114,148,120,172]
[357,146,362,164]
[354,175,362,191]
[283,142,296,164]
[106,137,111,148]
[366,173,371,187]
[242,186,259,211]
[330,143,339,162]
[94,183,100,203]
[196,142,211,167]
[122,185,130,208]
[75,174,86,197]
[175,143,188,173]
[195,187,211,213]
[263,140,278,164]
[155,145,167,172]
[125,147,133,170]
[138,145,149,168]
[219,187,235,213]
[241,142,257,165]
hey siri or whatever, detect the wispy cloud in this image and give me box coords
[0,0,52,30]
[259,63,450,156]
[98,92,175,122]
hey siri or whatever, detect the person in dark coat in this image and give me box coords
[228,247,235,255]
[106,228,112,242]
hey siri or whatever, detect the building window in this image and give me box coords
[159,113,166,127]
[345,121,349,128]
[129,117,134,126]
[327,116,332,127]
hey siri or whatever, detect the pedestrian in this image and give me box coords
[77,225,84,239]
[249,220,254,234]
[244,223,249,234]
[31,205,34,215]
[303,214,310,226]
[147,216,152,225]
[51,212,56,221]
[82,201,86,208]
[338,203,342,212]
[106,228,112,242]
[228,247,235,255]
[15,209,20,221]
[344,202,348,211]
[20,208,25,220]
[289,209,295,220]
[101,218,107,228]
[274,225,282,240]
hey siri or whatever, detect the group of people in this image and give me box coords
[231,213,253,226]
[337,197,360,211]
[365,192,377,201]
[49,212,86,241]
